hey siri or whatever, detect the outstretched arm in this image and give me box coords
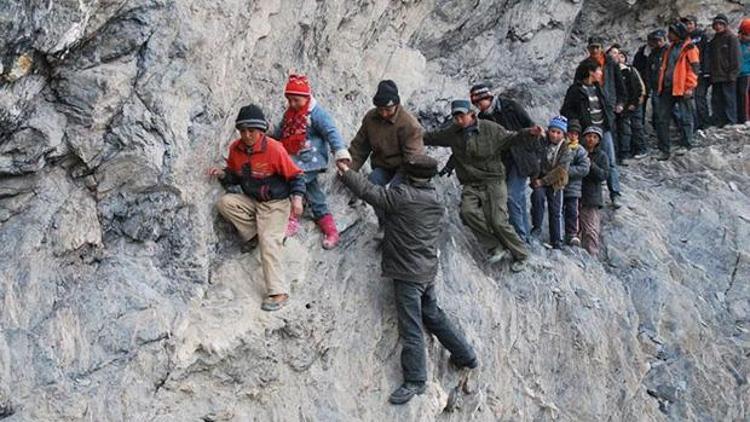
[424,124,461,147]
[339,168,395,212]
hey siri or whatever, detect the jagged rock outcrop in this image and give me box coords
[1,1,748,420]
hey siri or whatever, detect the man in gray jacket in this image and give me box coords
[337,154,477,405]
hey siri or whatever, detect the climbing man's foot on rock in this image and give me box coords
[261,293,289,312]
[389,382,426,405]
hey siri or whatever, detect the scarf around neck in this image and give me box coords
[281,97,317,155]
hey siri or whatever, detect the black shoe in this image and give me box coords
[389,382,426,405]
[552,241,564,250]
[657,152,670,161]
[530,227,542,238]
[450,355,479,370]
[611,196,623,210]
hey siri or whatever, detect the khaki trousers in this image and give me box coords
[216,193,290,296]
[459,182,529,261]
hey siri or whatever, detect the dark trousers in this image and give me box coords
[616,107,645,158]
[694,76,712,129]
[531,186,563,246]
[394,280,476,383]
[630,104,646,155]
[711,81,738,127]
[615,111,632,159]
[563,196,579,240]
[736,75,750,124]
[655,93,693,153]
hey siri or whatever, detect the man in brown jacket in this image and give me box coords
[348,80,425,226]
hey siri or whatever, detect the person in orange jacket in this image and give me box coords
[655,21,700,161]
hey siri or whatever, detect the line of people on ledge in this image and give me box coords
[203,13,750,405]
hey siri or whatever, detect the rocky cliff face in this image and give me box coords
[1,1,748,420]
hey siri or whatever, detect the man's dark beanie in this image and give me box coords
[713,14,729,26]
[567,119,582,134]
[403,154,439,179]
[373,80,400,107]
[235,104,268,131]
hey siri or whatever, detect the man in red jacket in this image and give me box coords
[208,104,306,311]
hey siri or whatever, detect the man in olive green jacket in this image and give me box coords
[425,100,544,271]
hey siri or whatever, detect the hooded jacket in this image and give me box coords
[563,140,591,198]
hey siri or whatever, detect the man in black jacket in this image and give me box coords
[682,15,712,129]
[561,59,623,209]
[468,83,536,242]
[708,13,742,127]
[611,46,646,161]
[337,154,477,405]
[634,29,669,137]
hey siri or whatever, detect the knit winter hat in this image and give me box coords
[469,83,493,104]
[548,115,568,133]
[588,36,605,47]
[403,154,439,179]
[713,14,729,26]
[373,80,400,107]
[583,126,603,140]
[284,74,312,97]
[567,119,582,134]
[235,104,268,131]
[740,18,750,35]
[451,99,472,116]
[669,21,689,39]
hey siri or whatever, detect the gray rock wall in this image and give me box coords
[0,0,748,420]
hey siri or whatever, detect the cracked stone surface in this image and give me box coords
[0,1,748,420]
